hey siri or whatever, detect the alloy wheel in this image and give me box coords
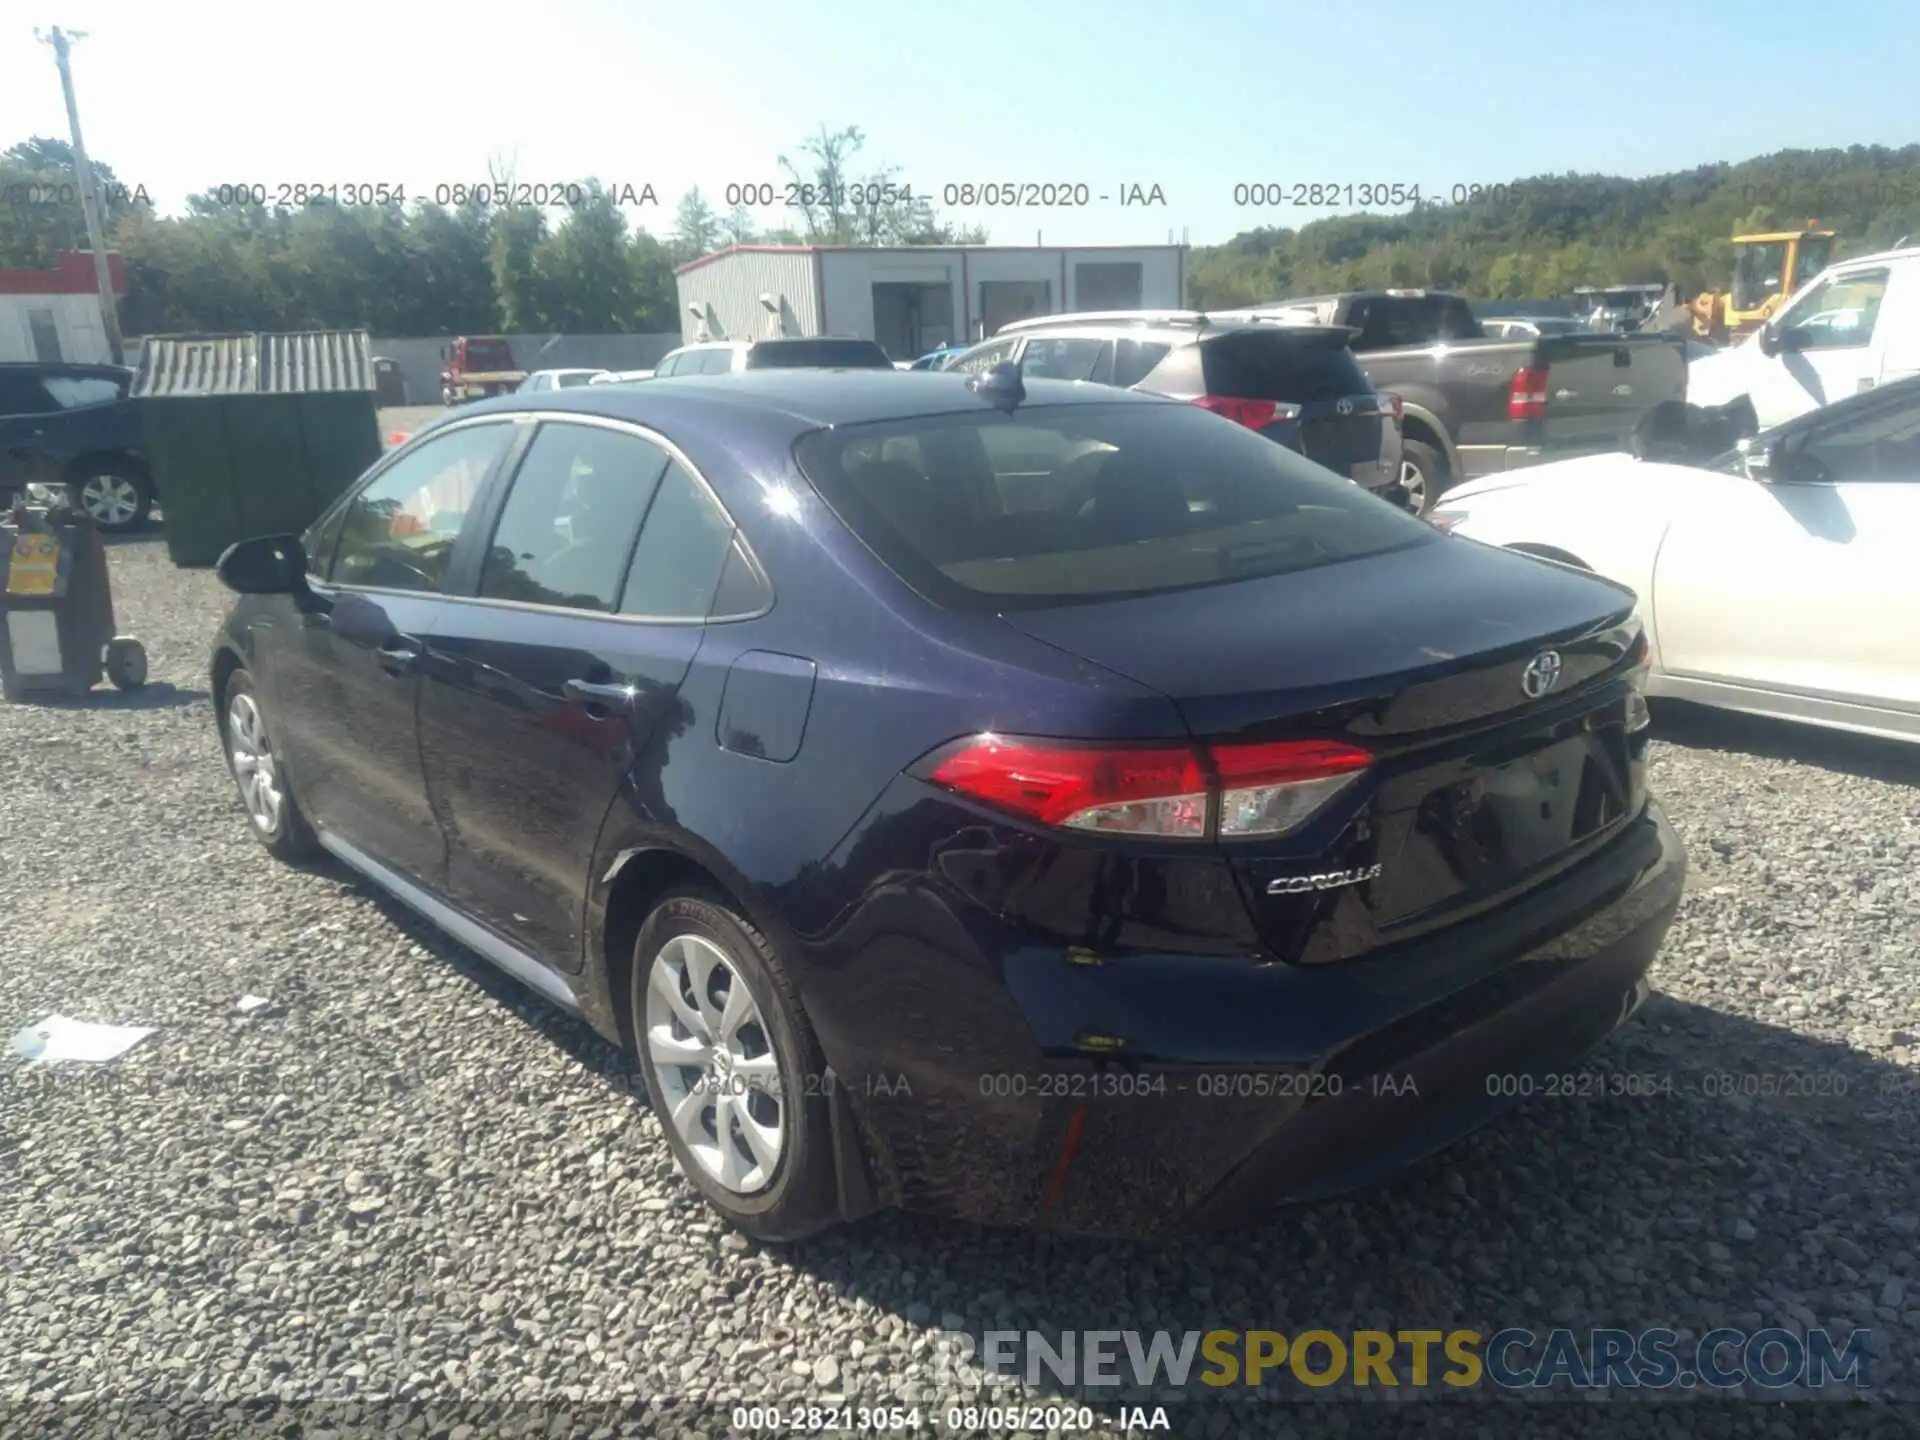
[644,932,785,1194]
[79,474,141,527]
[227,691,283,833]
[1398,458,1429,514]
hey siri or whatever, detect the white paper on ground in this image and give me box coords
[9,1014,156,1065]
[235,995,273,1015]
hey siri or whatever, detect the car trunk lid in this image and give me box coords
[1000,539,1647,959]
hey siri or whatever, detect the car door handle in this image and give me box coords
[564,677,637,709]
[377,638,423,676]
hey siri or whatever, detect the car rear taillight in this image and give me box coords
[1624,628,1653,732]
[1192,395,1301,430]
[1210,739,1372,837]
[923,734,1371,840]
[1508,366,1549,421]
[1379,392,1404,423]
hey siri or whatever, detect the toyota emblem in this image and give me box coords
[1521,650,1564,699]
[1336,398,1354,415]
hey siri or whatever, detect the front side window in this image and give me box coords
[698,348,738,375]
[1778,268,1889,351]
[655,353,686,377]
[795,402,1434,610]
[619,460,737,618]
[1790,393,1920,484]
[480,422,671,611]
[331,423,513,592]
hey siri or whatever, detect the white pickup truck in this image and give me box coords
[1688,242,1920,429]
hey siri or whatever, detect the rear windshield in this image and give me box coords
[464,342,514,368]
[1195,331,1374,403]
[793,402,1435,611]
[747,339,894,370]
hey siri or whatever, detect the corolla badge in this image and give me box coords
[1522,649,1564,698]
[1336,398,1354,415]
[1267,863,1383,896]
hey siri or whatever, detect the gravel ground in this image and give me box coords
[2,536,1917,1439]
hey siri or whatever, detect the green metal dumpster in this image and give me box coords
[133,331,383,567]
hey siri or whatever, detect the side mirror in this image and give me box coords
[1757,326,1781,358]
[217,534,317,603]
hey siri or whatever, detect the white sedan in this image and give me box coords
[1429,377,1920,744]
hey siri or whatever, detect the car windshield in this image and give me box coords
[793,401,1435,611]
[465,342,513,369]
[556,372,597,388]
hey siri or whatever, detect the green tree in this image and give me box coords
[489,204,548,332]
[534,184,636,332]
[671,187,723,262]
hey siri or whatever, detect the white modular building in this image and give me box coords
[674,244,1189,359]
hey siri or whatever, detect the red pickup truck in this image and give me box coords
[439,336,527,405]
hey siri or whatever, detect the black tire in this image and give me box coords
[630,890,840,1241]
[218,669,318,861]
[71,462,152,534]
[1398,439,1445,517]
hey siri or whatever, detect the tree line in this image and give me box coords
[1187,145,1920,307]
[5,132,1918,333]
[0,126,986,337]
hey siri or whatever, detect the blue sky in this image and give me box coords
[2,0,1915,247]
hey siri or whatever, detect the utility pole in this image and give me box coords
[37,26,125,365]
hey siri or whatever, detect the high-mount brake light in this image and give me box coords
[923,735,1372,840]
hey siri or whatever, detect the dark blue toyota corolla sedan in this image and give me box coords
[210,365,1685,1239]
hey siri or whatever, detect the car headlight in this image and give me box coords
[1428,507,1469,533]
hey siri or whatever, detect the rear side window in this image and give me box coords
[1196,332,1374,403]
[655,353,684,377]
[1112,339,1173,388]
[480,422,670,611]
[794,403,1434,610]
[42,375,123,408]
[747,339,893,369]
[1351,297,1451,349]
[619,461,737,617]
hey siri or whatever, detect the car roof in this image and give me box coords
[444,369,1171,433]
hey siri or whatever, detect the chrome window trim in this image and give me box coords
[320,408,775,625]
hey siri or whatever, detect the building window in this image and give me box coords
[1075,262,1144,310]
[28,309,63,363]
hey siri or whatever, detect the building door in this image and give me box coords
[870,282,954,359]
[979,280,1051,337]
[28,309,62,363]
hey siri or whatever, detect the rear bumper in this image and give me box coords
[821,801,1685,1234]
